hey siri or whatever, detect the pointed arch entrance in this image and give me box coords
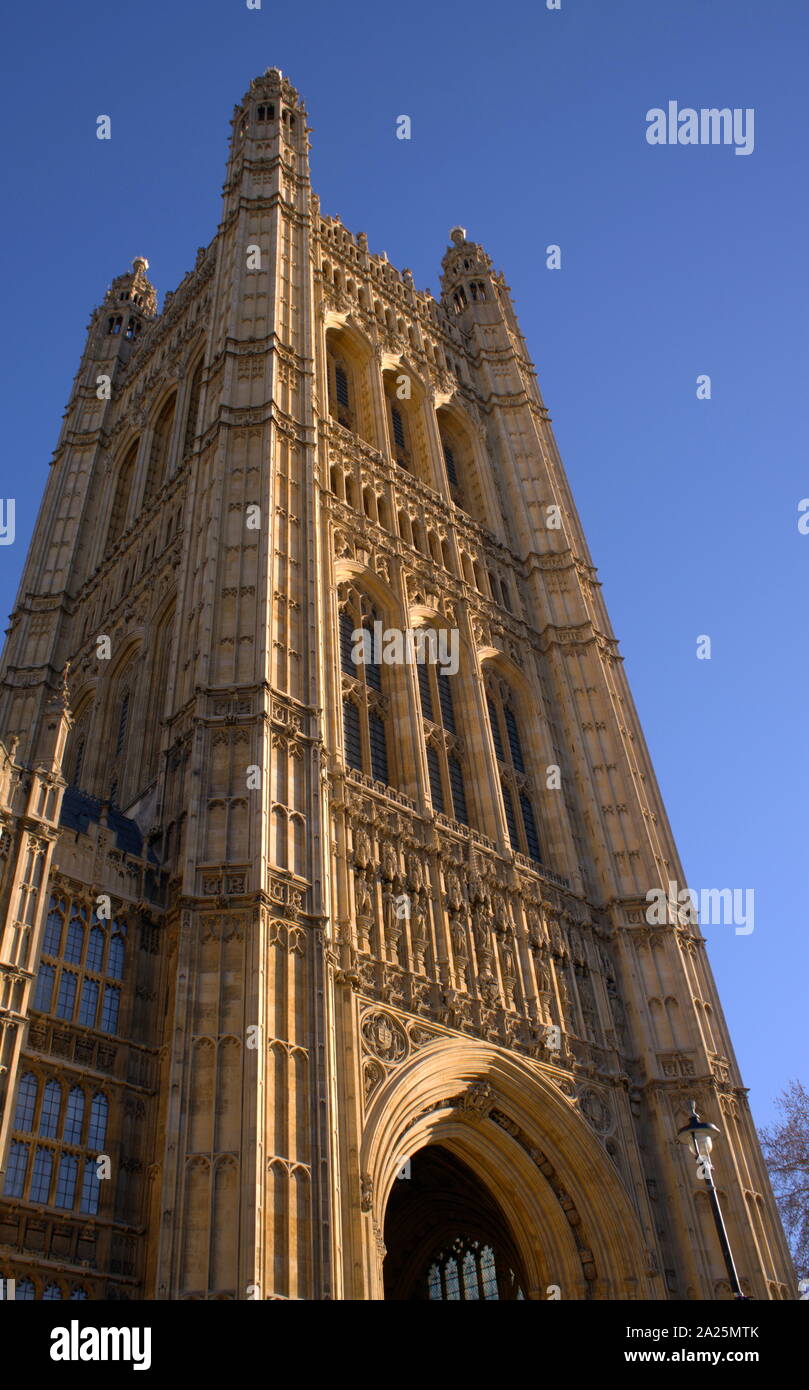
[383,1146,526,1299]
[357,1037,656,1300]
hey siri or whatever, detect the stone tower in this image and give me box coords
[0,68,793,1301]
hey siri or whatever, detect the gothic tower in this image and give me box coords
[0,68,793,1301]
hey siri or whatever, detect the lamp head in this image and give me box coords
[677,1101,721,1160]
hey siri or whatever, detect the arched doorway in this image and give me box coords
[383,1146,527,1300]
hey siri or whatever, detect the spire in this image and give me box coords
[102,256,157,331]
[439,227,496,317]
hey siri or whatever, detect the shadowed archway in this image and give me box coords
[383,1145,526,1300]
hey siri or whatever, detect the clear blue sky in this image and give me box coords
[1,0,806,1131]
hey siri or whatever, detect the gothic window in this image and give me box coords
[64,1088,85,1145]
[81,1160,101,1216]
[338,586,393,788]
[106,440,138,549]
[182,358,204,458]
[43,1284,62,1300]
[448,754,468,824]
[368,711,388,783]
[342,699,361,771]
[436,409,484,519]
[426,1238,521,1300]
[29,1147,53,1203]
[391,406,406,452]
[327,352,355,430]
[486,677,543,864]
[12,1073,37,1132]
[39,1081,61,1138]
[3,1072,110,1215]
[3,1142,28,1198]
[383,370,425,477]
[33,963,54,1011]
[383,1146,527,1300]
[426,744,444,813]
[325,327,375,443]
[55,1155,78,1209]
[417,654,470,826]
[115,690,129,757]
[87,1094,109,1150]
[256,103,275,121]
[33,896,128,1036]
[15,1279,35,1300]
[142,393,176,506]
[72,733,86,786]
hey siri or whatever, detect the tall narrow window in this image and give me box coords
[338,587,394,788]
[437,672,456,733]
[39,1081,61,1138]
[343,699,362,772]
[115,691,130,757]
[426,744,445,814]
[72,734,86,786]
[183,359,204,458]
[340,610,357,676]
[64,918,84,965]
[329,355,355,425]
[520,792,541,861]
[418,654,471,827]
[501,779,520,848]
[33,963,55,1012]
[3,1142,29,1198]
[106,441,138,549]
[80,1163,101,1216]
[143,394,176,506]
[417,660,433,720]
[78,979,99,1028]
[64,1088,85,1145]
[391,406,406,452]
[55,1155,78,1210]
[448,754,469,825]
[368,712,388,784]
[503,707,525,772]
[30,1147,53,1203]
[486,677,544,865]
[101,985,120,1035]
[12,1074,37,1133]
[107,934,125,980]
[55,972,77,1021]
[87,1094,108,1150]
[43,904,63,956]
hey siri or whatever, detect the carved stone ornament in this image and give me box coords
[361,1009,407,1063]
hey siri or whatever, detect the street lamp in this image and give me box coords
[677,1100,748,1300]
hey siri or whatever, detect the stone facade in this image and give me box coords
[0,68,794,1300]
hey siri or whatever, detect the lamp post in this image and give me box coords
[677,1101,748,1300]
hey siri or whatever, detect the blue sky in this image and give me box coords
[1,0,806,1131]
